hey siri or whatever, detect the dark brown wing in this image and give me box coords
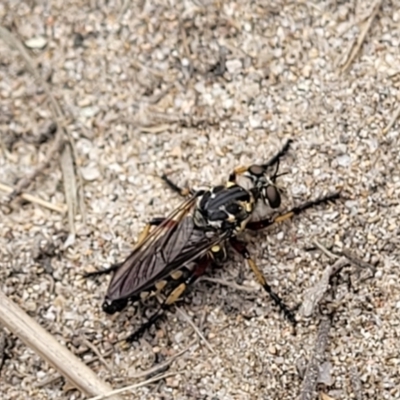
[105,195,223,303]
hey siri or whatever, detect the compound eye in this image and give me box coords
[265,185,281,208]
[249,165,264,176]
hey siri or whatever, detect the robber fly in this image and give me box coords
[86,139,340,342]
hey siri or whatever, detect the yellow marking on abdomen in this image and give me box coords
[155,280,167,291]
[170,270,183,280]
[140,291,150,300]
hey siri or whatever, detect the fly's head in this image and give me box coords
[242,161,287,210]
[193,184,255,234]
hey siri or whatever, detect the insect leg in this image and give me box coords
[125,254,213,343]
[229,237,296,326]
[246,191,340,231]
[228,139,292,182]
[83,262,123,278]
[261,138,293,169]
[161,174,194,197]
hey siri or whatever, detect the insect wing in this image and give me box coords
[104,196,220,303]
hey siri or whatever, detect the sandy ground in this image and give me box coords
[1,1,400,399]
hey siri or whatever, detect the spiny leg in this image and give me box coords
[261,138,293,169]
[229,237,296,327]
[83,217,167,278]
[161,174,193,197]
[246,191,341,231]
[83,262,123,278]
[124,253,213,343]
[228,139,293,182]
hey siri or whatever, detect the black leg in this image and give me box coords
[229,237,296,327]
[83,262,123,278]
[228,139,293,182]
[261,139,293,169]
[124,253,212,343]
[246,191,341,231]
[161,174,194,197]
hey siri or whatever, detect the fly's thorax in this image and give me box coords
[193,183,255,233]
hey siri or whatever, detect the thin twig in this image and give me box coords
[79,336,112,372]
[176,307,215,354]
[297,317,332,400]
[199,276,258,292]
[0,182,67,213]
[129,340,196,379]
[87,371,180,400]
[300,257,350,318]
[35,349,114,388]
[382,103,400,135]
[341,0,383,73]
[301,241,377,318]
[312,240,339,260]
[349,365,363,400]
[340,248,376,274]
[313,240,376,274]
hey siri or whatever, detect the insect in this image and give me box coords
[86,139,340,342]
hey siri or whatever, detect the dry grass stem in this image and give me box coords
[312,240,340,260]
[297,317,332,400]
[0,182,67,213]
[340,0,383,73]
[87,371,180,400]
[0,289,122,400]
[35,349,114,388]
[340,249,376,275]
[176,307,215,354]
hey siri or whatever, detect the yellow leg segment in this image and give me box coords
[247,258,267,286]
[165,283,187,305]
[273,211,295,224]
